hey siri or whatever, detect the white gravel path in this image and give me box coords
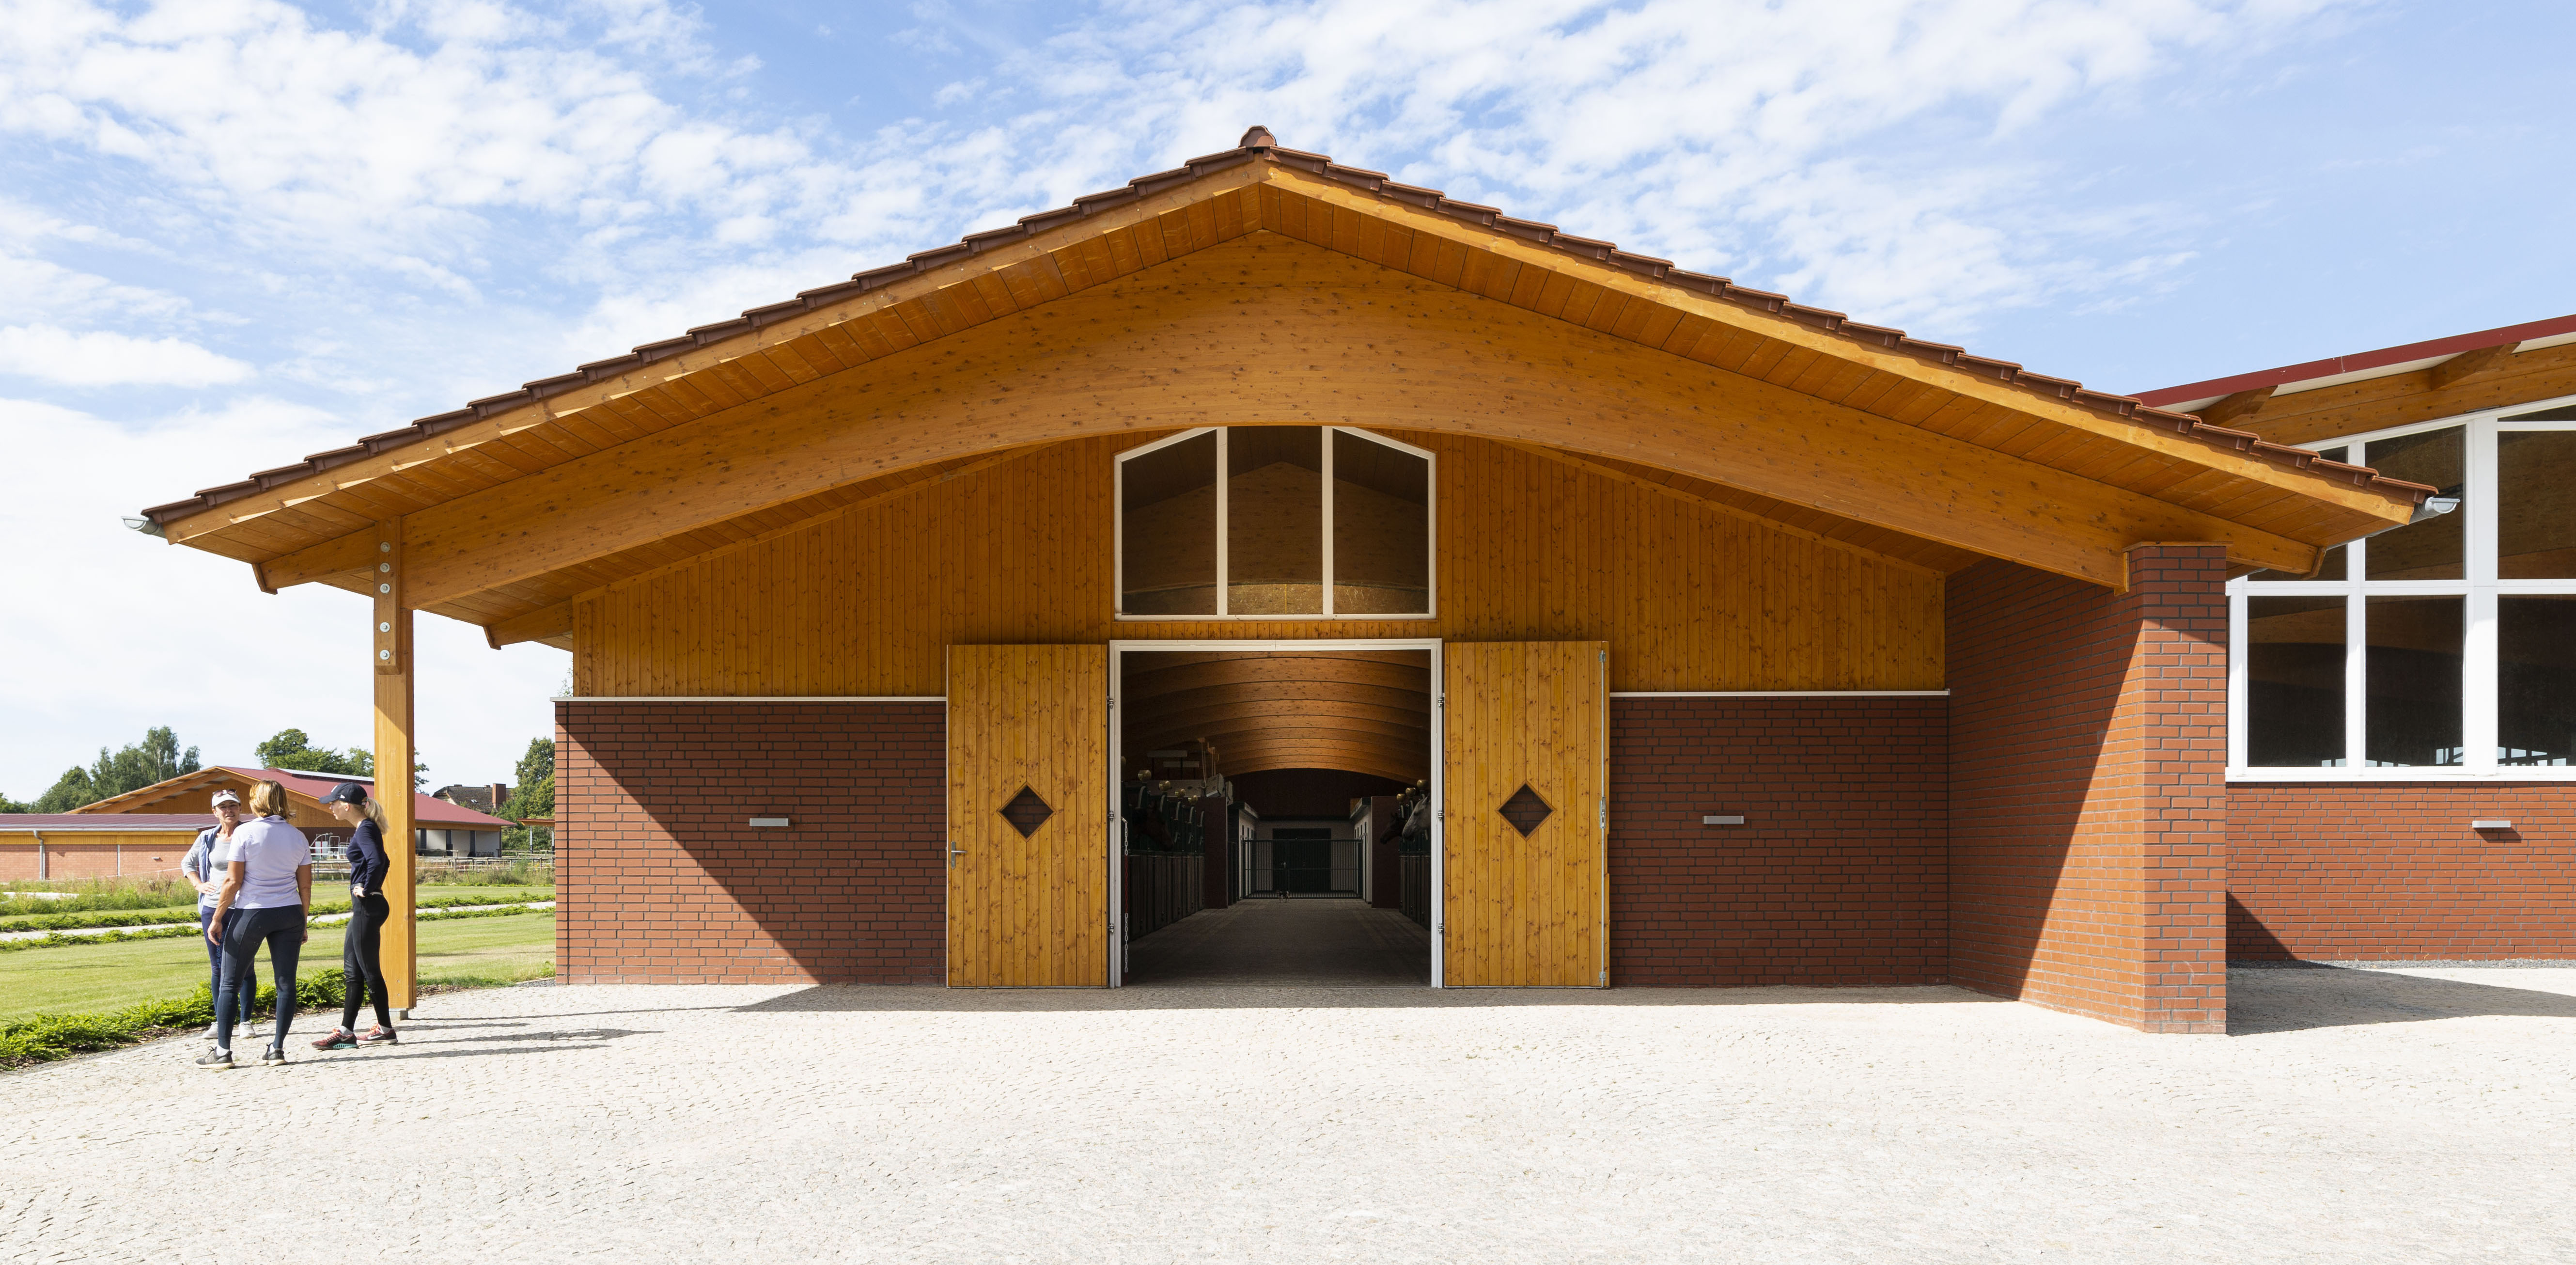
[3,966,2572,1264]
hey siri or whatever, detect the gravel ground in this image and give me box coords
[3,966,2571,1264]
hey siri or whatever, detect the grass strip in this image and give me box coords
[0,960,555,1070]
[0,889,556,934]
[0,903,552,953]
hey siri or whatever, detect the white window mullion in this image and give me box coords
[1214,428,1230,618]
[2344,439,2368,770]
[2227,586,2249,772]
[1321,427,1337,618]
[2344,590,2367,769]
[2465,418,2500,772]
[2466,587,2498,773]
[1112,449,1126,617]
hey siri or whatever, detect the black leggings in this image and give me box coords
[199,906,258,1027]
[341,893,394,1031]
[215,905,304,1050]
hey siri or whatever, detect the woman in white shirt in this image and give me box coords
[197,780,312,1069]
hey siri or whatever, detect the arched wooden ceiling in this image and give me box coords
[1122,649,1431,783]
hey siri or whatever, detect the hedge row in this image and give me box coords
[0,969,352,1067]
[0,904,554,954]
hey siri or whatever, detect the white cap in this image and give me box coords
[210,789,242,808]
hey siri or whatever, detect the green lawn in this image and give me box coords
[0,912,556,1022]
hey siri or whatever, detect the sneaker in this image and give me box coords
[195,1048,234,1071]
[203,1022,221,1039]
[357,1026,399,1046]
[312,1029,357,1051]
[259,1043,287,1066]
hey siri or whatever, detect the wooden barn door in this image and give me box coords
[946,645,1110,987]
[1442,642,1608,987]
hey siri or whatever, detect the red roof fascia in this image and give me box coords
[2137,313,2576,407]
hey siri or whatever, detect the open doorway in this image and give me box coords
[1110,643,1437,987]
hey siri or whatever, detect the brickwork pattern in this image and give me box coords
[556,701,945,985]
[1608,696,1949,986]
[1948,546,2229,1033]
[2231,783,2576,960]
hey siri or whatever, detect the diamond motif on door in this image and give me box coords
[1498,784,1553,837]
[999,786,1053,838]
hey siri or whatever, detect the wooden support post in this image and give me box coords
[372,518,420,1012]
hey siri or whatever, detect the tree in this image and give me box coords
[251,729,426,788]
[499,737,556,854]
[22,727,200,812]
[89,726,199,795]
[31,768,95,813]
[254,728,362,775]
[514,738,554,790]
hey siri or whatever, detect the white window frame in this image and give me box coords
[1112,426,1437,621]
[2227,391,2576,782]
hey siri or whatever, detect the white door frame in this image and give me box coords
[1107,637,1445,988]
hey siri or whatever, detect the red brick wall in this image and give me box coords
[2231,782,2576,960]
[1608,696,1948,986]
[556,701,945,985]
[0,841,193,881]
[1947,546,2229,1033]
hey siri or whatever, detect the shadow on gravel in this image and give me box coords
[731,983,2005,1014]
[2229,965,2576,1035]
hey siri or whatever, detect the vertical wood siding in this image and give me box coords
[1442,642,1608,987]
[574,433,1944,695]
[945,645,1109,986]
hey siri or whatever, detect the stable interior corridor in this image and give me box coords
[1123,898,1431,986]
[1118,646,1435,987]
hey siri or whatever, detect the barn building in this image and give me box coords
[2,767,516,879]
[135,130,2569,1033]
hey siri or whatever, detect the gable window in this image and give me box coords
[2229,398,2576,779]
[1117,427,1433,619]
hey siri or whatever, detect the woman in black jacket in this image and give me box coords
[311,781,399,1049]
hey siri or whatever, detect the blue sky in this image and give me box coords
[2,0,2570,799]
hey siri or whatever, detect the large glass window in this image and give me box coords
[1226,427,1326,615]
[2229,401,2576,778]
[2363,596,2462,767]
[1331,428,1432,615]
[2498,596,2576,766]
[1115,427,1434,619]
[2498,429,2576,579]
[2246,596,2345,766]
[1119,431,1218,616]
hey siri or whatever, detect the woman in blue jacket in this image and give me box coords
[310,781,399,1050]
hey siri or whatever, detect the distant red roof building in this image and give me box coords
[74,766,510,830]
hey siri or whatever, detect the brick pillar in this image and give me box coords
[1949,544,2228,1033]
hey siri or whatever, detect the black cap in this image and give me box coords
[319,781,370,806]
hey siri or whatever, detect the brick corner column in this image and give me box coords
[2118,543,2230,1034]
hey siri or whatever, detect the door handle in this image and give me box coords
[947,844,965,869]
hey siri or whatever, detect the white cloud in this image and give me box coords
[985,0,2351,332]
[0,395,569,800]
[0,325,253,387]
[0,0,2375,797]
